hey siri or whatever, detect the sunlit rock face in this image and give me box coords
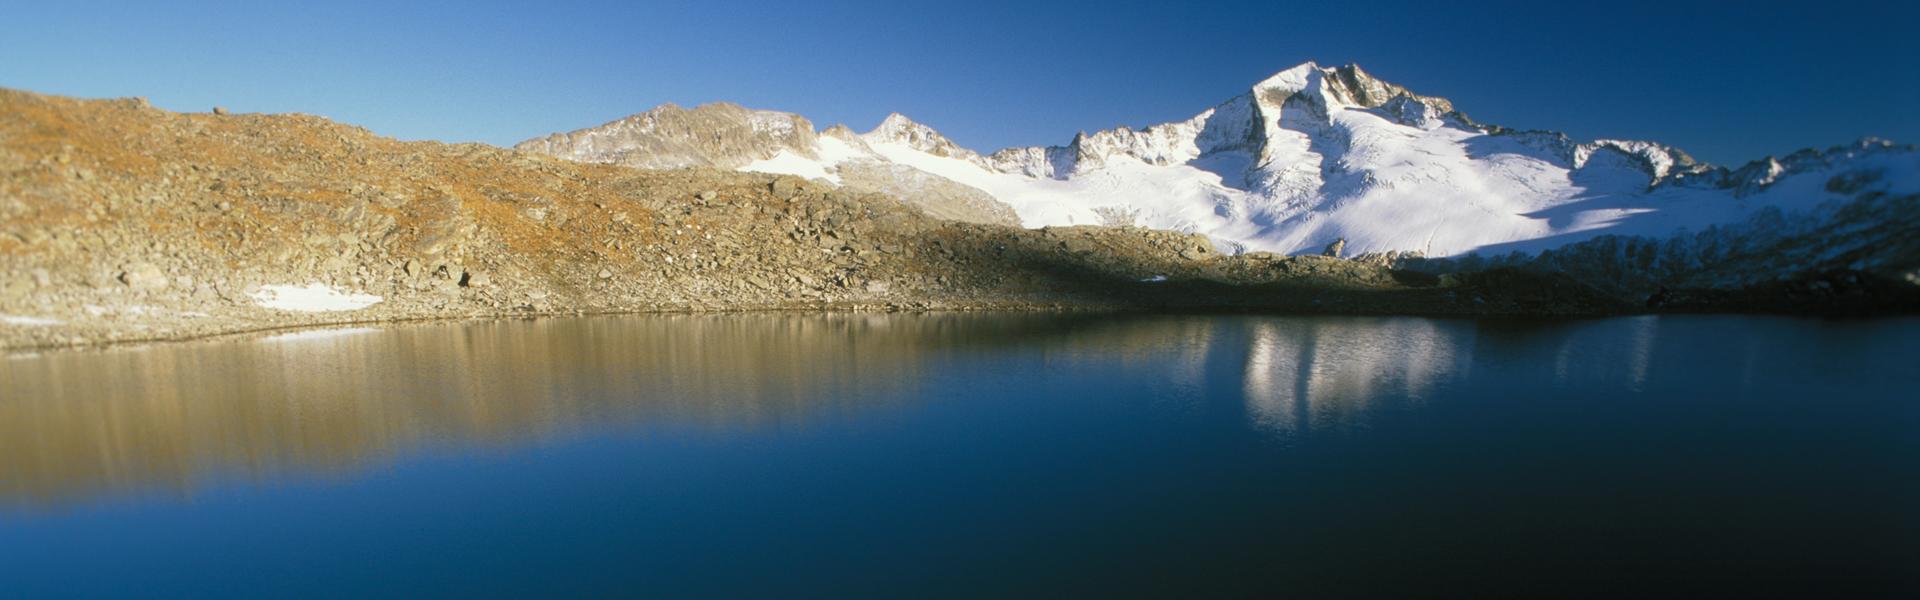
[515,102,822,171]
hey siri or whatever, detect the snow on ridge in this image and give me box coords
[1251,61,1321,98]
[741,150,841,183]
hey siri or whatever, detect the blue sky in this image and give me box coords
[3,0,1915,165]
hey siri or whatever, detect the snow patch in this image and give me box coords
[814,136,867,163]
[1,314,62,327]
[252,284,383,312]
[741,150,841,183]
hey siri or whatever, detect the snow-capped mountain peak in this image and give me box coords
[518,63,1918,262]
[1247,62,1452,117]
[863,112,977,159]
[1249,61,1329,104]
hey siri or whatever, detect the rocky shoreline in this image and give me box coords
[1,89,1914,352]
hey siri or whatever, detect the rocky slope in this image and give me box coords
[519,62,1920,284]
[517,103,1020,226]
[3,88,1648,351]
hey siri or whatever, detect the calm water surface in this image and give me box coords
[1,314,1915,596]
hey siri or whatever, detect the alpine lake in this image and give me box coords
[1,313,1914,596]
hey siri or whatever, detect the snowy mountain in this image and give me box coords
[517,62,1919,264]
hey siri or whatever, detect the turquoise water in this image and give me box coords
[0,314,1915,596]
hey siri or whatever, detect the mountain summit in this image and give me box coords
[518,62,1919,264]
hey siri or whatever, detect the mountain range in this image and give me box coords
[516,61,1919,266]
[2,62,1916,350]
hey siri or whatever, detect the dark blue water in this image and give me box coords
[1,314,1915,596]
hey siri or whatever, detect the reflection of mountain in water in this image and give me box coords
[1241,318,1477,436]
[0,313,1256,506]
[0,314,970,506]
[1,313,1705,507]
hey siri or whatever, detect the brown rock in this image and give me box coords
[770,179,800,200]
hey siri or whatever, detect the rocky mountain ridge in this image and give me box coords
[7,87,1683,351]
[3,69,1916,351]
[517,62,1920,276]
[516,104,1019,226]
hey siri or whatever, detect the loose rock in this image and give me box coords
[118,263,168,290]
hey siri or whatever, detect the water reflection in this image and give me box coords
[4,314,1913,596]
[5,313,1897,508]
[1544,316,1662,390]
[1241,318,1475,436]
[0,313,1256,506]
[0,314,975,506]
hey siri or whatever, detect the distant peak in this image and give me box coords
[1280,60,1323,74]
[872,112,931,134]
[1242,60,1451,113]
[864,112,924,138]
[862,112,976,159]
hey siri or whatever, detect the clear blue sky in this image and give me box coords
[4,0,1915,165]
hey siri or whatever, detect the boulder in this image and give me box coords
[770,179,801,200]
[118,263,168,290]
